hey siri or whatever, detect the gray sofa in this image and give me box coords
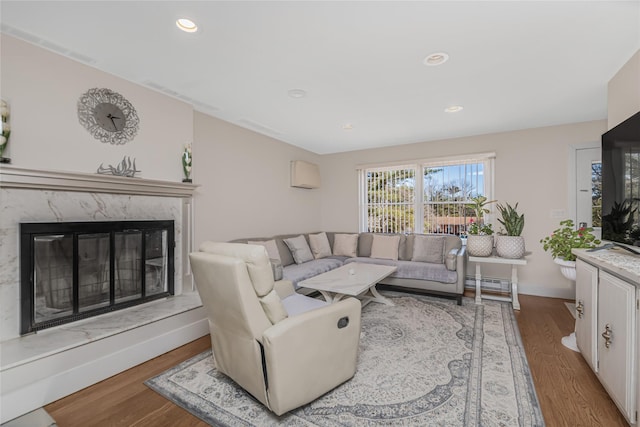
[231,232,466,304]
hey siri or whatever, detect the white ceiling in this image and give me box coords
[1,1,639,154]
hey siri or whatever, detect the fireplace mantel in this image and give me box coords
[0,165,198,197]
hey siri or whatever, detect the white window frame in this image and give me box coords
[358,153,495,233]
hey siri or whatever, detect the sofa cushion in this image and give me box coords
[370,234,400,260]
[281,293,328,317]
[283,258,345,288]
[357,233,374,257]
[309,232,332,259]
[412,235,445,264]
[248,239,281,262]
[283,235,314,264]
[333,233,358,257]
[344,257,457,284]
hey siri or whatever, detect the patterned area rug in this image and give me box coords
[145,294,544,426]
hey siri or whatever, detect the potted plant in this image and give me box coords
[466,196,496,257]
[495,202,525,258]
[540,219,601,280]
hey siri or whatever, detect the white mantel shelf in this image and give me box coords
[0,165,199,197]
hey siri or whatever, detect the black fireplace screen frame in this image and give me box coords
[20,220,175,335]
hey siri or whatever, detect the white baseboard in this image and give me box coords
[0,307,208,424]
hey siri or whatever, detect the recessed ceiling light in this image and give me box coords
[444,105,464,113]
[176,18,198,33]
[423,52,449,66]
[288,89,307,99]
[343,123,354,131]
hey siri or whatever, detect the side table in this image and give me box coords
[468,252,528,310]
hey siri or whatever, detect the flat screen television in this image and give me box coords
[601,111,640,252]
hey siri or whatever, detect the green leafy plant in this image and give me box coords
[496,202,524,236]
[467,220,494,235]
[540,219,600,261]
[466,196,495,235]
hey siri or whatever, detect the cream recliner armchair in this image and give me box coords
[189,242,362,416]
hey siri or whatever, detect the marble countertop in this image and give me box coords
[1,292,203,371]
[573,247,640,285]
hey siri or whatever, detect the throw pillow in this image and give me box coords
[259,289,288,324]
[332,233,358,257]
[309,232,332,259]
[283,235,314,264]
[370,234,400,260]
[247,239,281,262]
[412,235,445,264]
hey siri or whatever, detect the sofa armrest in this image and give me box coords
[445,248,459,271]
[453,245,467,294]
[261,297,361,415]
[273,279,295,299]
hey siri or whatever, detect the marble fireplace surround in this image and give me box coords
[0,166,209,423]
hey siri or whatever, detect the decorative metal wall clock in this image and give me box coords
[77,88,140,145]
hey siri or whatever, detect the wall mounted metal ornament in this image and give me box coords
[97,156,141,177]
[78,88,140,145]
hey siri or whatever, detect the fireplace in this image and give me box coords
[20,220,175,334]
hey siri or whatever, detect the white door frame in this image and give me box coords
[568,141,600,225]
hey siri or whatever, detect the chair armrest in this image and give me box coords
[273,280,295,299]
[261,297,361,415]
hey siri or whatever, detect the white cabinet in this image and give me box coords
[575,258,638,425]
[575,259,598,371]
[597,270,636,422]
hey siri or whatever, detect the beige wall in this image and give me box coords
[0,35,193,181]
[320,120,607,298]
[608,49,640,129]
[193,112,322,245]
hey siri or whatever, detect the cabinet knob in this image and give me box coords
[601,324,612,348]
[576,301,584,319]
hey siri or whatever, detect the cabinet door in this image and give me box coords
[575,259,598,370]
[598,271,636,421]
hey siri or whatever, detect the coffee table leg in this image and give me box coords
[319,291,347,304]
[368,285,394,306]
[318,290,335,303]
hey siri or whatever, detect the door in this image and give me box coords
[576,147,601,238]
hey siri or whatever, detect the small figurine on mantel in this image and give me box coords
[1,99,11,164]
[182,143,192,183]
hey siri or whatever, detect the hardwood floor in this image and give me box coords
[515,295,628,426]
[44,294,629,426]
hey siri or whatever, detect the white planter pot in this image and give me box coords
[467,235,494,257]
[554,257,576,281]
[495,235,525,259]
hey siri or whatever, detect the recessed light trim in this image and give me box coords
[342,123,354,131]
[444,105,463,113]
[288,89,307,99]
[423,52,449,66]
[176,18,198,33]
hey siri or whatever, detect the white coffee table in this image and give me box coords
[299,262,397,307]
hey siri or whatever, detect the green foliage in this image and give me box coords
[496,202,524,236]
[466,196,496,235]
[540,219,600,261]
[467,220,494,236]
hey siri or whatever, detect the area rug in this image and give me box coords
[145,294,545,426]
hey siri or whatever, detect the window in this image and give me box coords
[360,154,494,234]
[361,165,416,233]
